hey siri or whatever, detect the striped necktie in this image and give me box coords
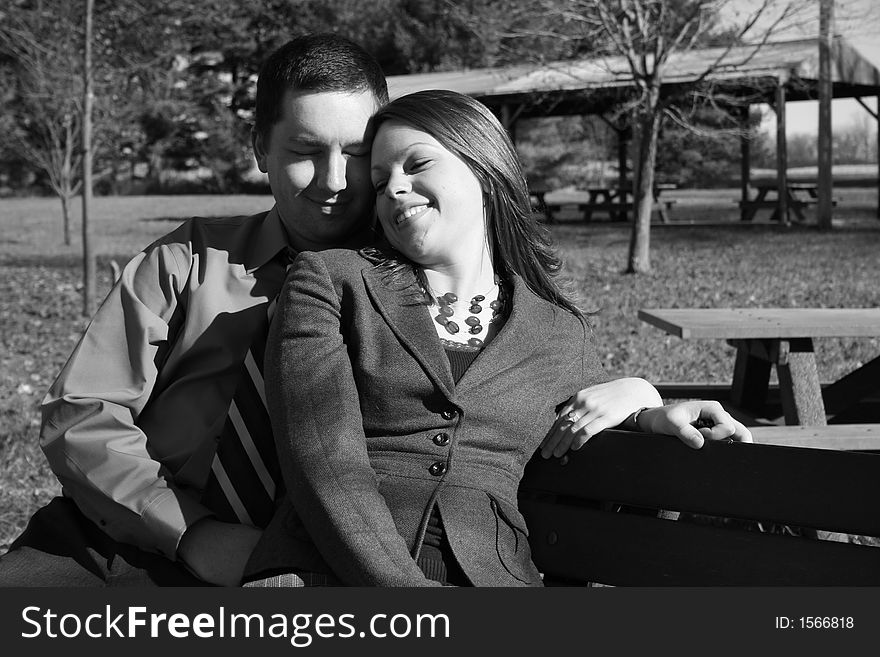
[201,299,283,528]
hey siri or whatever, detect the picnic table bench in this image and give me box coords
[519,429,880,586]
[638,308,880,426]
[531,182,678,224]
[739,181,838,223]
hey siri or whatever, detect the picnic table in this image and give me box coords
[638,307,880,427]
[530,181,678,223]
[739,181,837,223]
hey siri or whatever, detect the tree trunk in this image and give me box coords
[81,0,96,317]
[627,99,661,274]
[60,193,72,246]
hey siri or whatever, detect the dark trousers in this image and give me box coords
[0,497,208,587]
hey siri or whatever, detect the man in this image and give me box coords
[0,33,387,586]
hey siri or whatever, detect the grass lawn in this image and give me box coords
[1,191,879,550]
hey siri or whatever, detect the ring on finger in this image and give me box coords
[565,411,580,424]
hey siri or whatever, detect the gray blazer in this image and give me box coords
[245,248,605,586]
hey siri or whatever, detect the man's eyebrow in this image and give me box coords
[286,136,324,146]
[286,137,370,149]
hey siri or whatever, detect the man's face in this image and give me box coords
[254,90,380,251]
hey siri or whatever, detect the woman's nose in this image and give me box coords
[384,171,411,197]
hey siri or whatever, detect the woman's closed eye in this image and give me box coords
[408,158,432,172]
[371,158,433,192]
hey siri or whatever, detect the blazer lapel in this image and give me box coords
[362,266,456,398]
[455,274,557,393]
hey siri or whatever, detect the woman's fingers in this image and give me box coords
[541,407,604,458]
[542,411,611,457]
[540,409,576,458]
[567,415,611,451]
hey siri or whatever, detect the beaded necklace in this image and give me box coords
[432,275,506,349]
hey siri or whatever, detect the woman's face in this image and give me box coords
[370,120,487,267]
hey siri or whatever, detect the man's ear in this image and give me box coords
[252,128,268,173]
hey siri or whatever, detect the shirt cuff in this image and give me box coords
[141,490,215,560]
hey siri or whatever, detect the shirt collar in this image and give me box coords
[245,205,296,273]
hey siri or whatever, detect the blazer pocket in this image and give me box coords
[489,494,537,584]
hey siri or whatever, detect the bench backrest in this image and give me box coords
[518,430,880,586]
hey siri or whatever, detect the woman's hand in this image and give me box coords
[637,400,753,449]
[540,377,662,458]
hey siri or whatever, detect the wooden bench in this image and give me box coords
[738,182,839,222]
[579,199,677,222]
[519,429,880,586]
[541,199,678,223]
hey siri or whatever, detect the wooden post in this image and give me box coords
[817,0,834,230]
[740,105,751,222]
[730,340,772,419]
[776,339,827,426]
[854,95,879,220]
[775,81,789,225]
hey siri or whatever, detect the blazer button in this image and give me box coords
[429,461,447,476]
[433,433,450,447]
[441,409,457,421]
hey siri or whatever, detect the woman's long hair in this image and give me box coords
[367,89,582,317]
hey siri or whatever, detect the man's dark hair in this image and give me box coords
[254,33,388,143]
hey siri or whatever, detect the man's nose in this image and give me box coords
[316,153,347,194]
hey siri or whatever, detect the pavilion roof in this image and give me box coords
[387,37,880,106]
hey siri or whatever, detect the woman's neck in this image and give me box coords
[421,250,496,302]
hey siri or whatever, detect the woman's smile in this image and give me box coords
[394,203,432,225]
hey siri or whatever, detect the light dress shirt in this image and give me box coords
[40,207,291,559]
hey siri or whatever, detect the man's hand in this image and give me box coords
[177,518,263,586]
[638,400,753,449]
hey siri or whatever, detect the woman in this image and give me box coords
[244,90,751,587]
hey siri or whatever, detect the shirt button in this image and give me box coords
[433,433,450,446]
[428,461,447,476]
[441,409,457,421]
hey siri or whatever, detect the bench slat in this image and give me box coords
[522,500,880,586]
[519,431,880,537]
[750,423,880,450]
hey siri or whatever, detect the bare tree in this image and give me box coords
[531,0,811,273]
[0,3,85,245]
